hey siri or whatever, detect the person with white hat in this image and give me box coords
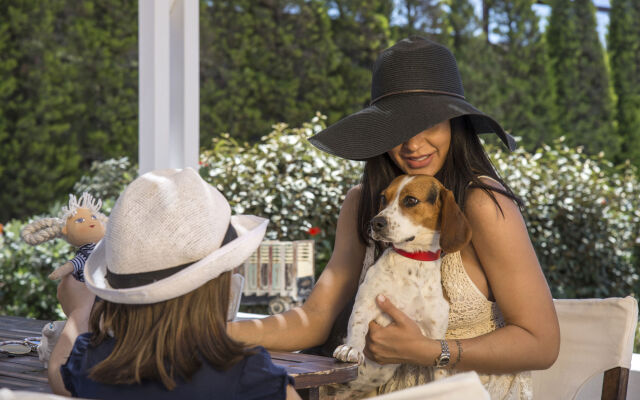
[47,168,301,399]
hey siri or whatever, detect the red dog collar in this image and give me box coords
[392,246,442,261]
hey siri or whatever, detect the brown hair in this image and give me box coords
[357,115,523,252]
[87,271,251,390]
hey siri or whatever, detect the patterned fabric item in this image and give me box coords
[70,243,96,282]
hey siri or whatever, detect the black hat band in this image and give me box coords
[106,223,238,289]
[370,89,466,106]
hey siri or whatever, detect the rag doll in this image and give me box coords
[21,192,107,281]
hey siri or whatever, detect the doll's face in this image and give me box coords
[62,208,105,247]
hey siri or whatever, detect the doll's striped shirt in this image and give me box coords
[70,243,96,282]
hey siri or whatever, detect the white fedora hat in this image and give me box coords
[84,168,268,304]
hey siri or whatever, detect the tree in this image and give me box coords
[0,1,82,222]
[200,0,349,143]
[489,0,558,149]
[547,0,615,156]
[444,0,506,139]
[328,0,392,111]
[61,1,139,166]
[608,0,640,166]
[392,0,447,42]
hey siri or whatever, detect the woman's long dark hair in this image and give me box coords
[357,115,523,252]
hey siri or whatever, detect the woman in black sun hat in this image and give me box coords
[231,37,559,398]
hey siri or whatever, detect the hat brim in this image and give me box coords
[308,93,515,161]
[84,215,268,304]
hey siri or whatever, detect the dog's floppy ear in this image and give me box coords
[439,188,472,253]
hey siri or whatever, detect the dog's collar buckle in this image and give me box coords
[392,246,442,261]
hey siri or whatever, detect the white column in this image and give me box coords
[139,0,199,175]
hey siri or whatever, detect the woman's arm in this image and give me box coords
[48,275,95,395]
[364,182,560,374]
[228,186,366,351]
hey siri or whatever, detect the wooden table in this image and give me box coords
[0,316,357,399]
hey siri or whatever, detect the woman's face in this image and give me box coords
[387,120,451,176]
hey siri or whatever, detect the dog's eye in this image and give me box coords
[380,194,386,206]
[403,196,419,207]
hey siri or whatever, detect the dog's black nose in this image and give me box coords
[371,216,387,232]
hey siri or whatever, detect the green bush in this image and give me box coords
[72,157,137,204]
[486,138,640,298]
[199,113,363,274]
[2,117,639,321]
[0,157,137,319]
[0,218,70,319]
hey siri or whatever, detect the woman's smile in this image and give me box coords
[403,153,435,169]
[387,120,451,176]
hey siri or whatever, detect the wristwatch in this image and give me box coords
[434,340,450,367]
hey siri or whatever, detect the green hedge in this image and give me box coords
[486,138,640,298]
[0,157,136,319]
[1,117,638,320]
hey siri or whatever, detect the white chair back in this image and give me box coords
[531,296,638,400]
[371,371,490,400]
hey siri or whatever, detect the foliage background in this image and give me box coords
[1,0,639,344]
[2,117,639,320]
[2,0,640,221]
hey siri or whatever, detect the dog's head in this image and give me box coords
[370,175,472,254]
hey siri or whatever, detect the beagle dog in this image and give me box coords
[332,174,472,397]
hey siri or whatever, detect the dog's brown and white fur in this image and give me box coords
[332,175,471,398]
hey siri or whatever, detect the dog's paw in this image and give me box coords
[333,345,365,364]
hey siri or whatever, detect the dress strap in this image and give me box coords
[468,175,502,188]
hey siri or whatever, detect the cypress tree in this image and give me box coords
[489,0,558,149]
[62,1,139,166]
[200,0,347,143]
[608,0,640,166]
[445,0,506,138]
[328,0,392,110]
[547,0,615,156]
[0,0,82,222]
[392,0,447,42]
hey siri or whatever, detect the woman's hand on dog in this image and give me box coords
[364,294,437,365]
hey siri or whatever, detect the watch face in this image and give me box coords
[441,356,450,364]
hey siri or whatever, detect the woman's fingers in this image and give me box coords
[374,294,410,325]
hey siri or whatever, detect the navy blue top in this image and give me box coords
[69,243,95,282]
[61,333,294,399]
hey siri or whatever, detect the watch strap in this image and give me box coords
[434,339,450,367]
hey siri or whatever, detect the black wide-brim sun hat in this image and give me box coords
[308,36,515,161]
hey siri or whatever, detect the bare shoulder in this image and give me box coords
[338,185,362,216]
[345,184,362,201]
[464,177,521,224]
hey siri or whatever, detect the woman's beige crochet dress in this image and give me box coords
[361,247,533,399]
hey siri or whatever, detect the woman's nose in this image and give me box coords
[403,135,422,152]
